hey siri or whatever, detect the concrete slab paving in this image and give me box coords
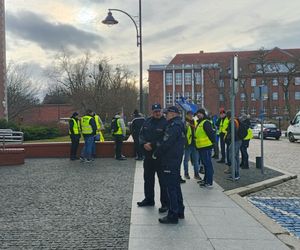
[129,161,289,250]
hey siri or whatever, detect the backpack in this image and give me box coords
[111,118,118,134]
[237,119,248,140]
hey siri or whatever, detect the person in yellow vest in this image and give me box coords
[94,112,105,142]
[195,108,216,188]
[69,112,81,160]
[111,111,126,160]
[80,109,97,163]
[183,111,201,180]
[240,114,253,169]
[217,109,229,163]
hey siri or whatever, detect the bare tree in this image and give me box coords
[48,51,139,120]
[6,62,40,121]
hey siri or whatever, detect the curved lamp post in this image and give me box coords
[102,1,143,113]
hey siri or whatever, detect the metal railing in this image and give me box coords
[0,129,24,149]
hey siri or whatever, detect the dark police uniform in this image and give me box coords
[138,113,168,208]
[154,113,185,223]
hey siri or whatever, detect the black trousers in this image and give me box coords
[114,135,124,159]
[219,133,226,161]
[133,135,143,158]
[240,140,250,167]
[70,134,80,159]
[143,158,168,207]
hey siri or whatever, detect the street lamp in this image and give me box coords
[102,0,143,113]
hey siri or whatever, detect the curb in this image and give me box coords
[224,162,299,249]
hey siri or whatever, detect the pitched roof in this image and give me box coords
[169,48,300,66]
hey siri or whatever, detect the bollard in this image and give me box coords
[256,156,261,169]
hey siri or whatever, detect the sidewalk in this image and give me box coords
[128,161,289,250]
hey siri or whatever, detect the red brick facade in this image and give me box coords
[148,48,300,120]
[21,104,75,125]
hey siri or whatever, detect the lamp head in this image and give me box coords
[102,11,118,25]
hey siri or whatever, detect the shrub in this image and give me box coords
[21,126,60,141]
[0,119,20,130]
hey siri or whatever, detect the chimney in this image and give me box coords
[199,50,204,54]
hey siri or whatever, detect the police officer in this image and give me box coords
[69,112,81,160]
[153,106,185,224]
[130,109,145,160]
[137,104,168,213]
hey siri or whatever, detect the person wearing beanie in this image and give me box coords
[195,108,215,188]
[69,112,81,160]
[217,109,229,164]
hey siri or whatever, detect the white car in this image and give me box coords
[287,111,300,142]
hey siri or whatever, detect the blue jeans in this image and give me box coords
[199,148,214,185]
[83,135,94,160]
[229,140,242,178]
[183,144,199,175]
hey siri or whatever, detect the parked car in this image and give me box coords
[252,123,281,140]
[287,111,300,142]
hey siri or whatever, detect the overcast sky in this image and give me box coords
[5,0,300,94]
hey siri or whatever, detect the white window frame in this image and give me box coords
[272,78,278,86]
[251,92,255,101]
[165,72,173,85]
[219,93,224,101]
[219,79,224,87]
[295,77,300,86]
[166,92,172,105]
[251,108,256,115]
[196,92,202,104]
[184,72,192,85]
[295,92,300,100]
[240,93,246,102]
[273,106,278,114]
[251,78,256,87]
[175,92,181,102]
[175,73,182,85]
[194,72,201,85]
[272,92,278,100]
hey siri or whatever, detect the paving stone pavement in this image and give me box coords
[248,138,300,197]
[0,158,135,249]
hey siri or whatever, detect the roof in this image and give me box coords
[169,47,300,66]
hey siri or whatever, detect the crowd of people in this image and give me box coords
[68,104,253,224]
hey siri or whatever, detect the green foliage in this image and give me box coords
[0,119,20,130]
[22,126,60,141]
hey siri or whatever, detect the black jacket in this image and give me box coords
[139,116,168,159]
[154,116,185,168]
[130,115,145,138]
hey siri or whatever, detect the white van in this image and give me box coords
[287,111,300,142]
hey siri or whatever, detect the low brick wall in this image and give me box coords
[6,141,134,158]
[0,148,25,166]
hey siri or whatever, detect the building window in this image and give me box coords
[175,92,181,102]
[240,93,246,101]
[184,72,192,85]
[184,92,191,101]
[219,79,224,87]
[219,94,224,101]
[283,92,289,100]
[196,92,202,104]
[295,77,300,86]
[273,107,278,114]
[194,72,201,84]
[165,72,172,85]
[272,78,278,86]
[263,107,267,114]
[251,108,256,115]
[272,92,278,100]
[284,77,288,86]
[251,92,255,101]
[175,73,182,85]
[295,92,300,100]
[251,78,256,87]
[166,92,172,105]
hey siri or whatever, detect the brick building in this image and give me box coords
[148,47,300,120]
[0,0,6,119]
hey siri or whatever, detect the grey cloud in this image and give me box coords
[144,25,187,44]
[6,10,104,51]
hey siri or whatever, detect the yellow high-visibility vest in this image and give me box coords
[244,128,253,140]
[113,118,123,135]
[195,119,213,149]
[81,116,93,135]
[94,114,105,142]
[69,118,80,135]
[186,119,196,145]
[219,117,229,134]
